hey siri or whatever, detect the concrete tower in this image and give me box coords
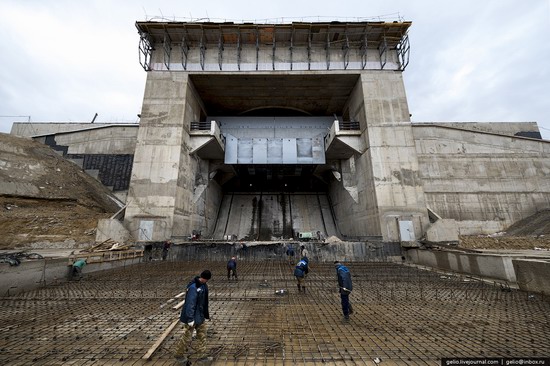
[125,20,429,242]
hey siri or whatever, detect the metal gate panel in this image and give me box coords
[252,138,268,164]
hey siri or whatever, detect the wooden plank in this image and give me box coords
[142,319,180,360]
[68,249,144,265]
[174,291,186,298]
[173,300,185,310]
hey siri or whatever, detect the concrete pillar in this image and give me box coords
[360,71,429,241]
[125,72,204,240]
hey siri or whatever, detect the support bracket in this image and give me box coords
[138,32,153,71]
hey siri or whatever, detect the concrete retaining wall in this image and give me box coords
[0,256,142,297]
[512,259,550,294]
[406,248,517,282]
[5,245,548,296]
[406,248,550,294]
[170,241,403,263]
[96,219,131,243]
[11,123,138,137]
[413,124,550,235]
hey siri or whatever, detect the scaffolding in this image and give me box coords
[136,21,412,72]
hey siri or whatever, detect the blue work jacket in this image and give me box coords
[180,276,210,325]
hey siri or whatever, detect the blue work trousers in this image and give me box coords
[340,293,351,316]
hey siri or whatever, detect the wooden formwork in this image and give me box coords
[67,249,144,265]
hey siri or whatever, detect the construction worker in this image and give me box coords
[285,243,295,264]
[174,270,213,364]
[162,240,171,261]
[334,261,353,320]
[71,258,87,280]
[227,256,238,280]
[294,257,309,293]
[300,244,309,258]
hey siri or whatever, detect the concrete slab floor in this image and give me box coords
[0,259,549,365]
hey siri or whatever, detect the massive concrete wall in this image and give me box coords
[413,125,550,234]
[329,76,381,239]
[406,248,517,283]
[40,126,138,155]
[328,71,430,241]
[11,122,137,137]
[513,259,550,294]
[125,72,220,241]
[175,78,223,238]
[211,193,337,241]
[12,123,138,158]
[420,122,541,137]
[0,256,143,296]
[362,72,429,242]
[407,248,550,294]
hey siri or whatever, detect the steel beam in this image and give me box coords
[138,32,153,71]
[397,33,410,70]
[379,36,387,70]
[163,29,172,70]
[343,31,350,70]
[290,27,294,71]
[255,28,259,71]
[325,32,331,71]
[272,30,276,71]
[200,28,206,71]
[181,27,190,70]
[360,28,368,70]
[237,31,242,71]
[218,27,224,71]
[308,29,312,71]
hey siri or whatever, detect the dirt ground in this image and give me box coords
[0,196,113,249]
[0,133,119,249]
[459,234,550,250]
[458,209,550,250]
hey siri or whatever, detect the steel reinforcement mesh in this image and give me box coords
[1,259,549,365]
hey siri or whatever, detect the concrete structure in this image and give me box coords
[10,20,550,245]
[0,251,143,296]
[406,247,550,294]
[413,123,550,235]
[125,20,427,243]
[11,122,138,202]
[513,258,550,294]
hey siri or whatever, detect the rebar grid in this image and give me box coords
[0,260,549,365]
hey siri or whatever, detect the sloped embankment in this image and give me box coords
[459,210,550,250]
[0,133,121,249]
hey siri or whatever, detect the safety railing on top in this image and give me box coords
[339,120,360,130]
[190,121,212,131]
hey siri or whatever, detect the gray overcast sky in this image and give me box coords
[1,0,549,139]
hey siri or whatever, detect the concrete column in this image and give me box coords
[125,72,200,241]
[360,71,429,241]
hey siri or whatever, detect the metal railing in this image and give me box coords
[339,120,360,131]
[190,121,212,131]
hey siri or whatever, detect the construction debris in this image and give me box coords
[81,238,131,252]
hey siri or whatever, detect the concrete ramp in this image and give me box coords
[211,193,338,240]
[212,194,261,240]
[290,194,338,239]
